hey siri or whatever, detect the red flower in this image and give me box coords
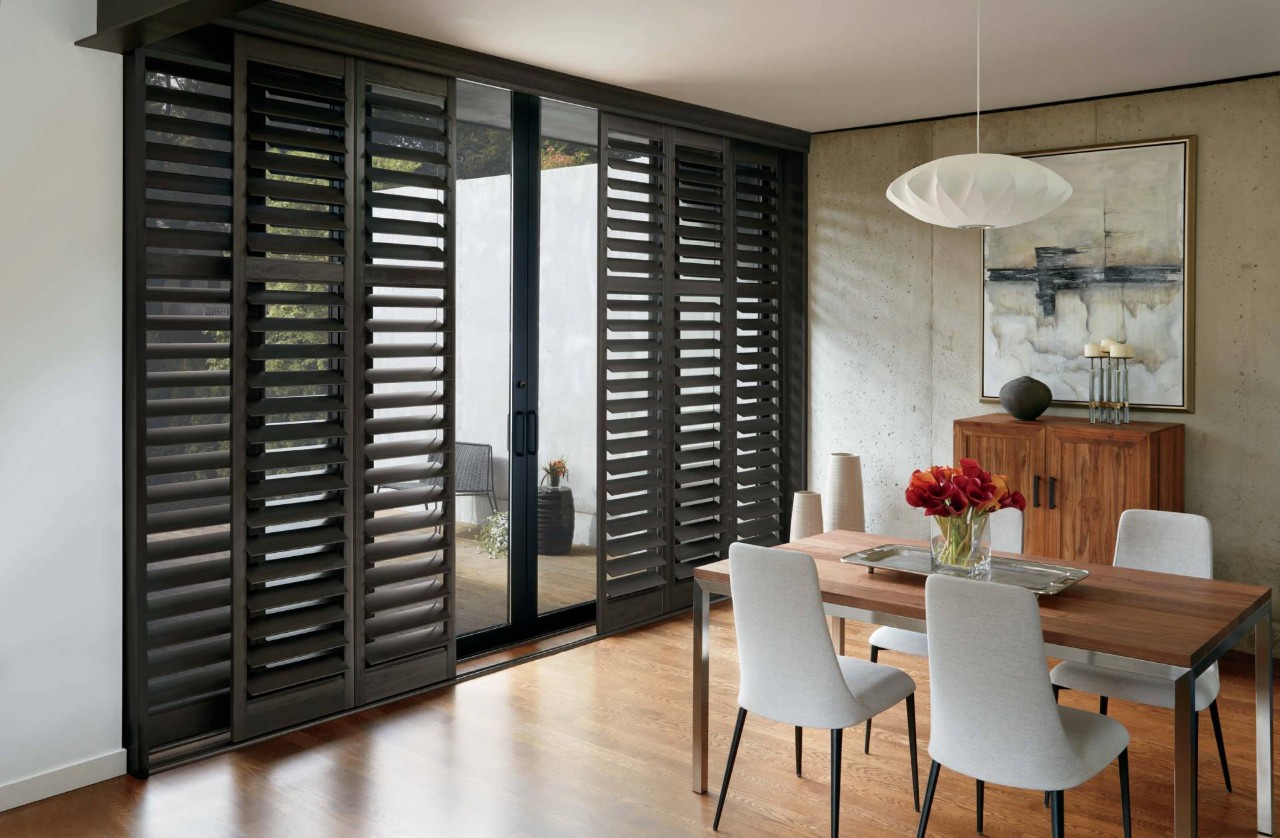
[906,458,1025,518]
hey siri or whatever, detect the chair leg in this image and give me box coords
[917,760,941,838]
[907,694,920,812]
[1099,695,1109,716]
[1050,790,1065,838]
[713,707,748,831]
[1209,700,1232,792]
[976,779,985,834]
[1045,687,1061,809]
[795,726,803,776]
[864,646,880,754]
[1119,748,1132,838]
[831,728,843,838]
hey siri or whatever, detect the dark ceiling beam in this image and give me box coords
[76,0,269,53]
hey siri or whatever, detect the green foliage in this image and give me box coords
[478,511,510,561]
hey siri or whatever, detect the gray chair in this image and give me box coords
[715,543,919,837]
[863,506,1023,752]
[1050,509,1232,791]
[919,574,1131,838]
[379,441,498,516]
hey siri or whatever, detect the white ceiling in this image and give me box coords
[285,0,1280,132]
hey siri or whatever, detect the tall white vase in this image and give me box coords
[789,491,824,542]
[823,453,866,533]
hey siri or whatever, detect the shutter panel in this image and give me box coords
[236,39,355,737]
[356,64,455,702]
[135,48,236,754]
[599,116,669,629]
[669,134,732,589]
[732,147,784,546]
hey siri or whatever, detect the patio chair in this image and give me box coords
[377,441,499,517]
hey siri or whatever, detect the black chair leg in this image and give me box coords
[865,646,880,754]
[1209,700,1232,792]
[831,728,843,838]
[1046,685,1062,808]
[1050,790,1065,838]
[795,726,803,776]
[1099,695,1109,716]
[1119,748,1132,838]
[917,761,941,838]
[976,779,985,834]
[713,707,748,831]
[907,695,920,812]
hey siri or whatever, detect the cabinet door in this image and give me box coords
[953,421,1048,556]
[1046,426,1153,565]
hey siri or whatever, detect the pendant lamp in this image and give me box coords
[886,0,1072,229]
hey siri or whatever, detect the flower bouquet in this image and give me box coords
[905,458,1026,579]
[541,456,568,488]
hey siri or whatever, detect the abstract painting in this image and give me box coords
[981,137,1195,411]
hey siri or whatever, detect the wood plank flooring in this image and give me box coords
[0,604,1272,836]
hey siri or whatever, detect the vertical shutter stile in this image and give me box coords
[733,147,785,546]
[599,116,669,630]
[357,63,455,700]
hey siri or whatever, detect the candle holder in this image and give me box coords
[1085,341,1131,425]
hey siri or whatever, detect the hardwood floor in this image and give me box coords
[1,605,1272,836]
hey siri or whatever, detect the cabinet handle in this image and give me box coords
[1031,475,1041,508]
[1048,476,1057,510]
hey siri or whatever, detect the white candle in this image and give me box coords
[1084,343,1104,357]
[1099,338,1118,348]
[1108,343,1135,358]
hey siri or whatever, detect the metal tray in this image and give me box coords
[840,544,1089,595]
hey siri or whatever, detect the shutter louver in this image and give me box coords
[733,148,784,546]
[670,136,732,582]
[238,45,355,736]
[138,50,236,751]
[356,66,454,701]
[600,117,669,627]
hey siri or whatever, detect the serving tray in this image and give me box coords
[840,544,1089,596]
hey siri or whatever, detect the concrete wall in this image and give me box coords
[0,0,127,811]
[809,77,1280,618]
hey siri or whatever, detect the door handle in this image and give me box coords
[1048,476,1057,510]
[1032,475,1041,508]
[527,410,538,456]
[513,410,525,457]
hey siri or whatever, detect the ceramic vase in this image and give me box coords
[822,453,866,533]
[789,491,824,541]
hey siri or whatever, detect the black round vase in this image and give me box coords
[537,487,574,555]
[999,376,1052,421]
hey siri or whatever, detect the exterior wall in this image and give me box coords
[809,77,1280,637]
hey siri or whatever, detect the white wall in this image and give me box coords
[0,0,126,810]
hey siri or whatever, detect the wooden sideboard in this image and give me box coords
[954,414,1185,564]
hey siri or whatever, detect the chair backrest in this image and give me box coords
[728,543,867,729]
[988,506,1024,553]
[925,574,1085,788]
[454,442,494,495]
[1114,509,1212,578]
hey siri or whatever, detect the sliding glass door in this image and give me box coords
[454,91,598,657]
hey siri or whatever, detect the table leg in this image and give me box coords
[692,580,710,794]
[830,616,846,655]
[1257,611,1273,835]
[1173,669,1198,836]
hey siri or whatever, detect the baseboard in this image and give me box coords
[0,749,126,813]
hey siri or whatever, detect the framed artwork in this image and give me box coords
[981,136,1196,411]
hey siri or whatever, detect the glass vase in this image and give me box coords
[928,513,992,580]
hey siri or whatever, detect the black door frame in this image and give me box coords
[456,91,597,659]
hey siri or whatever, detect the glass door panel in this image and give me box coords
[535,99,599,617]
[453,80,514,638]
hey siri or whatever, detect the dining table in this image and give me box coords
[690,530,1275,837]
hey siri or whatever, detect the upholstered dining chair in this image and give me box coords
[863,506,1023,753]
[714,543,920,837]
[1050,510,1232,791]
[919,574,1132,838]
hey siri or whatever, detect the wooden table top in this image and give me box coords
[694,530,1272,668]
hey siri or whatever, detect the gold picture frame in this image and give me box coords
[980,136,1196,412]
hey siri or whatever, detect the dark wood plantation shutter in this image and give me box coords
[126,35,459,774]
[131,48,237,758]
[356,64,455,702]
[235,38,356,737]
[669,133,733,600]
[598,116,669,630]
[732,147,785,548]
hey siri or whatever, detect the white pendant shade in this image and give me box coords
[886,152,1073,229]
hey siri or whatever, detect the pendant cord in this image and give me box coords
[976,0,981,153]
